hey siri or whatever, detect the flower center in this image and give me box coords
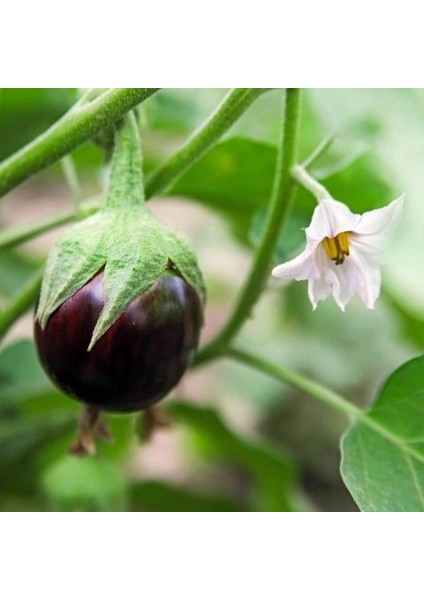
[323,232,350,265]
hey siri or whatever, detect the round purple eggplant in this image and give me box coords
[34,270,203,413]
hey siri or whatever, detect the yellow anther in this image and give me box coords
[323,231,350,265]
[323,236,338,261]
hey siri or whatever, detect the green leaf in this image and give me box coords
[168,401,300,511]
[131,480,243,512]
[341,355,424,511]
[42,455,128,511]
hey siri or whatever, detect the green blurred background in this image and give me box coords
[0,88,422,511]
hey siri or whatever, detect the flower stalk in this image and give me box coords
[291,164,332,201]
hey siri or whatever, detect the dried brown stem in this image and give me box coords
[69,405,113,457]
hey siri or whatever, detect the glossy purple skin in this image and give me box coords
[34,271,203,413]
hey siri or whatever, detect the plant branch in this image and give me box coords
[0,267,44,339]
[0,88,159,199]
[228,348,362,420]
[194,89,302,366]
[145,88,269,199]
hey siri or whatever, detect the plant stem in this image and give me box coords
[104,112,145,211]
[0,200,100,252]
[291,164,332,201]
[194,88,302,366]
[0,88,159,199]
[228,348,362,420]
[145,88,269,198]
[228,348,424,462]
[0,267,44,340]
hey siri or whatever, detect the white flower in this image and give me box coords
[272,196,404,311]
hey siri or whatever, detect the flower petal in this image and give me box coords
[306,199,362,242]
[272,240,320,281]
[347,246,381,309]
[353,195,404,236]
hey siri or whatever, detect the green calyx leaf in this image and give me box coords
[36,206,205,349]
[36,112,205,349]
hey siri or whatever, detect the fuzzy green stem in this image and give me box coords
[104,112,145,212]
[291,164,332,201]
[0,200,100,252]
[228,348,361,420]
[0,88,158,199]
[0,267,44,340]
[145,88,269,198]
[195,89,301,366]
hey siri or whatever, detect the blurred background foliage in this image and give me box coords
[0,88,422,511]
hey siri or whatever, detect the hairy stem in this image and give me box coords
[104,112,145,211]
[145,88,269,198]
[195,89,302,366]
[0,267,44,339]
[0,88,159,199]
[228,348,361,420]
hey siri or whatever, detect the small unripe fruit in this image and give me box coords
[34,270,203,413]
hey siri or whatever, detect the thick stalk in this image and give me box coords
[103,112,145,211]
[0,88,158,199]
[145,88,269,198]
[195,89,301,366]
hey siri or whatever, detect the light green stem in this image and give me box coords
[228,348,424,462]
[0,268,44,340]
[195,89,302,366]
[228,348,361,420]
[145,88,269,198]
[0,88,158,199]
[291,164,332,201]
